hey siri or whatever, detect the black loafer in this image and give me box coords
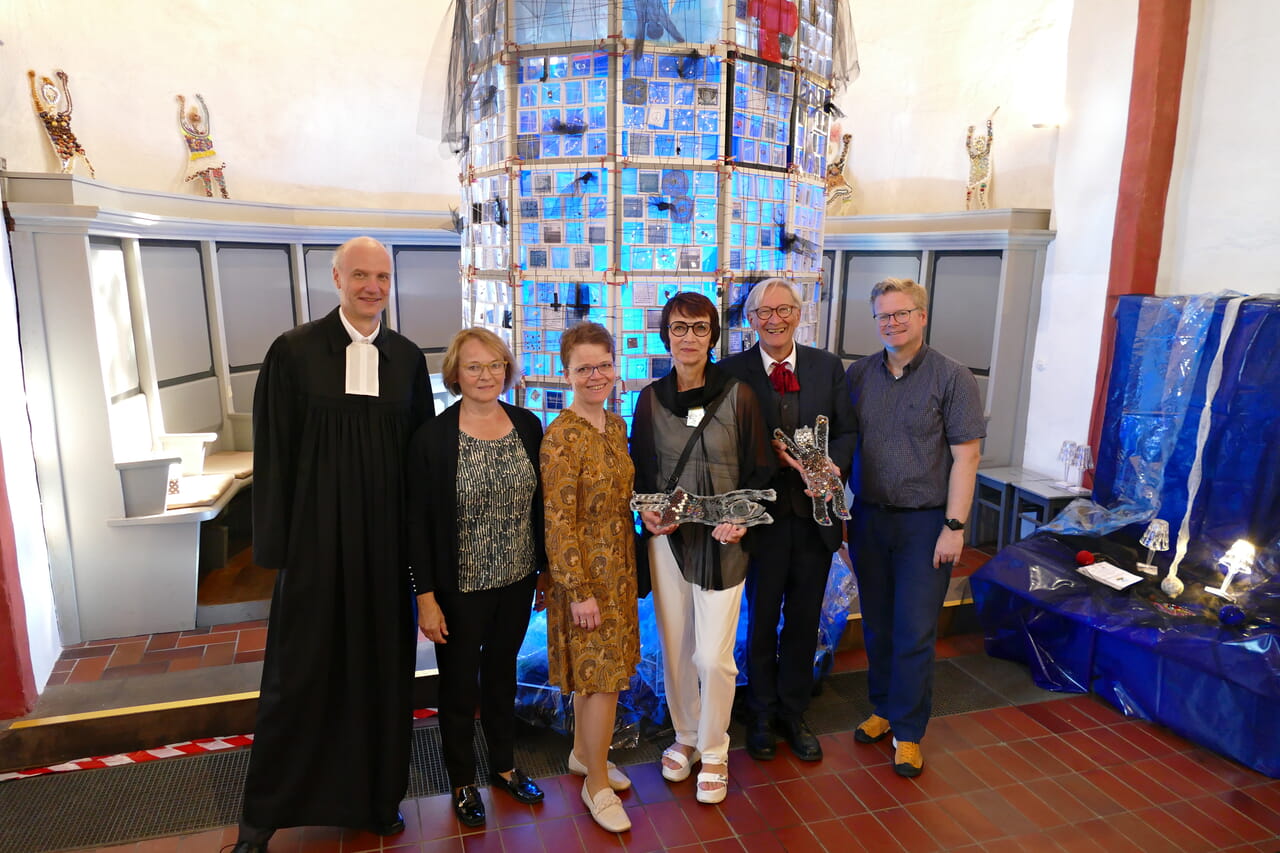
[454,785,486,827]
[745,715,777,760]
[492,768,544,804]
[231,843,267,853]
[778,716,823,761]
[371,809,405,836]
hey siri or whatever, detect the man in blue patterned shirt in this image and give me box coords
[844,277,985,777]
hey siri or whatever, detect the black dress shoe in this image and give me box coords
[370,809,405,836]
[231,843,267,853]
[453,785,486,827]
[778,716,823,761]
[745,715,777,760]
[492,768,544,804]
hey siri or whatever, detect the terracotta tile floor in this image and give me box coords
[75,692,1280,852]
[46,621,271,686]
[53,545,1280,851]
[64,633,1278,851]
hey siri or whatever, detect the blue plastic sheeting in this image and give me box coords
[976,294,1280,777]
[1045,292,1223,538]
[1047,294,1280,594]
[972,534,1280,777]
[513,551,855,736]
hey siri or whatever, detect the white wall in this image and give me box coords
[0,183,59,690]
[1,0,461,210]
[1157,0,1280,296]
[1020,0,1137,476]
[837,0,1071,215]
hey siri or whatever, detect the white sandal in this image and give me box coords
[660,745,701,782]
[695,769,728,804]
[567,749,632,791]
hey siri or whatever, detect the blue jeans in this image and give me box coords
[848,503,952,743]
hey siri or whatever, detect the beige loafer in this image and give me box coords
[567,750,631,791]
[581,780,631,832]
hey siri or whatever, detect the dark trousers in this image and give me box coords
[744,515,835,720]
[434,572,537,791]
[848,504,952,743]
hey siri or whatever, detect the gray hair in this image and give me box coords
[869,277,928,312]
[332,236,393,273]
[744,277,804,317]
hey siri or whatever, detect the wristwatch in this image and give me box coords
[943,517,966,531]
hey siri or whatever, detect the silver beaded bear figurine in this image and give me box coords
[774,415,850,527]
[630,486,777,528]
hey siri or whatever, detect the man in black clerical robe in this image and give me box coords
[234,236,435,851]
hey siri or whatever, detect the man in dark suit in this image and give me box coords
[721,278,856,762]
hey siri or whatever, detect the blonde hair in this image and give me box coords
[441,327,519,395]
[869,277,928,313]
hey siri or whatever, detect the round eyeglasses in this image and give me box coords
[752,304,798,321]
[668,321,712,337]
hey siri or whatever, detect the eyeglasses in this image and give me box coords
[874,308,922,326]
[752,304,798,321]
[461,360,507,377]
[668,321,712,337]
[570,362,616,378]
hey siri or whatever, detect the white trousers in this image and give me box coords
[649,535,744,766]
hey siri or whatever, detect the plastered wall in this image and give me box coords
[1157,0,1280,296]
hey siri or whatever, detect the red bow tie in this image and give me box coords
[770,361,800,394]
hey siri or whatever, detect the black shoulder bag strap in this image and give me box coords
[663,381,734,493]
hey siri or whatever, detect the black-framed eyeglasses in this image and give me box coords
[570,362,616,378]
[668,321,712,337]
[752,304,798,321]
[874,307,922,326]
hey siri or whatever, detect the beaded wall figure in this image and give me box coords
[27,69,95,178]
[824,131,852,212]
[177,94,229,199]
[965,112,996,211]
[444,0,858,428]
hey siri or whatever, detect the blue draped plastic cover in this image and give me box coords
[973,294,1280,777]
[513,551,856,741]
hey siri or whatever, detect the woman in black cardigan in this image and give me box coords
[407,328,547,828]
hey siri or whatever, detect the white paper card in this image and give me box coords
[345,341,380,397]
[1077,561,1143,590]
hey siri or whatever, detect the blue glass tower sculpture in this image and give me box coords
[447,0,854,425]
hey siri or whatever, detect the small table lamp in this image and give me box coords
[1056,440,1078,488]
[1206,539,1255,600]
[1137,519,1169,575]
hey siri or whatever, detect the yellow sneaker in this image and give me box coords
[854,714,891,744]
[892,738,923,777]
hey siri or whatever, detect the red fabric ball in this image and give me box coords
[1075,550,1096,566]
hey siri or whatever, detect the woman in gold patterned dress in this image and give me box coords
[541,322,639,834]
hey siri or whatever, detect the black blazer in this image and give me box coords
[406,400,547,594]
[720,343,857,552]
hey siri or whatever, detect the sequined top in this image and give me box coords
[456,430,537,592]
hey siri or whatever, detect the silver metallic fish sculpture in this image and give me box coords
[631,486,777,528]
[774,415,850,527]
